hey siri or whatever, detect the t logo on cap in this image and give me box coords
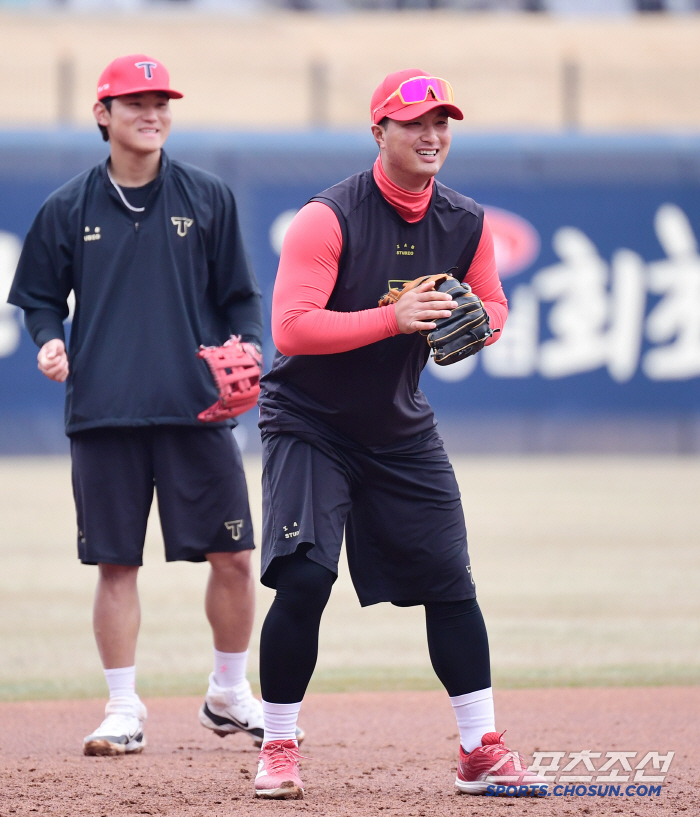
[135,61,157,80]
[95,54,183,101]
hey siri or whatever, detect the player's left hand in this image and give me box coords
[196,336,262,422]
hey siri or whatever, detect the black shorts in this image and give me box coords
[261,425,475,607]
[71,426,255,566]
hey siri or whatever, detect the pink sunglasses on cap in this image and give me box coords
[372,76,455,119]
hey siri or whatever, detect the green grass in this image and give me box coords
[3,664,699,703]
[2,455,699,704]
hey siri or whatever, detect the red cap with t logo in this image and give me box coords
[371,68,462,125]
[97,54,183,101]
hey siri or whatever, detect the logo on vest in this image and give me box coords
[396,243,415,256]
[135,61,157,80]
[171,217,194,237]
[225,520,244,540]
[84,226,101,242]
[283,522,300,539]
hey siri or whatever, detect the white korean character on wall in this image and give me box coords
[481,283,539,377]
[532,227,646,383]
[643,204,700,381]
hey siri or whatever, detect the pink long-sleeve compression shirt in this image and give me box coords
[272,157,508,357]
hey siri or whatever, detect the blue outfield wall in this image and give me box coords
[1,130,699,454]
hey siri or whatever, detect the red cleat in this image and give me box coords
[255,739,306,799]
[456,731,549,796]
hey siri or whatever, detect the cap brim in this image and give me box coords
[101,86,184,100]
[385,100,463,122]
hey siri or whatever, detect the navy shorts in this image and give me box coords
[71,426,255,566]
[261,426,475,607]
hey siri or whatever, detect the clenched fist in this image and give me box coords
[38,338,69,382]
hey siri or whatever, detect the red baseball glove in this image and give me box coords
[196,335,262,422]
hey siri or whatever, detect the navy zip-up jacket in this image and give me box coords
[8,151,262,434]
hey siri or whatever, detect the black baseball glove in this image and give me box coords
[420,275,492,365]
[379,273,492,365]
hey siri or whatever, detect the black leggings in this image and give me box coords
[259,548,491,704]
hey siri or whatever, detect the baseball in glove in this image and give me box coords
[196,335,262,422]
[378,273,492,365]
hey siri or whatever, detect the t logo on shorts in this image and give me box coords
[135,61,157,80]
[225,520,244,540]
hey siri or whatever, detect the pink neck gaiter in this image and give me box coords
[373,155,433,223]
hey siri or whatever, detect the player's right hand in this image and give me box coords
[394,279,457,335]
[38,338,69,382]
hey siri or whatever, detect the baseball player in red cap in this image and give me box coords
[251,69,548,799]
[8,54,304,755]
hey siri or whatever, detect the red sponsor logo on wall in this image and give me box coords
[484,206,540,278]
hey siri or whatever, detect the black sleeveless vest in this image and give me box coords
[260,170,484,448]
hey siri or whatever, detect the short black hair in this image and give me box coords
[377,116,389,129]
[98,97,113,142]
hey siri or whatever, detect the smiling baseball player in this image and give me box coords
[7,54,304,755]
[252,69,547,799]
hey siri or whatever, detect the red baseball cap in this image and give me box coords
[370,68,463,125]
[97,54,183,101]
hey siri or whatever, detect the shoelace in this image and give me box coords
[470,732,527,770]
[479,743,529,774]
[227,683,262,715]
[94,714,140,736]
[264,742,310,772]
[233,696,261,719]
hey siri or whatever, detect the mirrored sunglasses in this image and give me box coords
[374,76,454,118]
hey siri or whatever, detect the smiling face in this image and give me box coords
[371,107,452,192]
[93,91,172,156]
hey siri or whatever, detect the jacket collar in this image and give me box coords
[100,149,170,208]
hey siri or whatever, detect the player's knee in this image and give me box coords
[95,563,139,604]
[273,549,336,612]
[208,549,253,584]
[97,562,139,586]
[424,596,481,622]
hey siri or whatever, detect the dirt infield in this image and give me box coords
[1,688,696,816]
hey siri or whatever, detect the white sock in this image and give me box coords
[213,648,249,689]
[262,700,302,745]
[450,687,496,753]
[104,666,137,700]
